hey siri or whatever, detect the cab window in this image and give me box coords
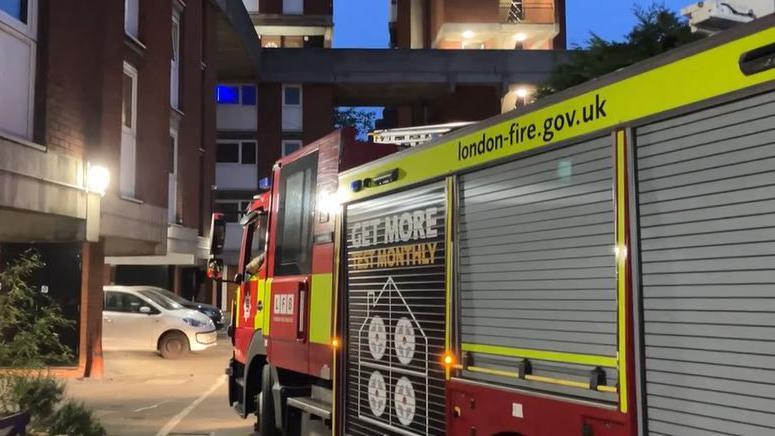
[274,151,318,276]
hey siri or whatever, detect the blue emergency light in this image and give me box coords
[259,177,272,191]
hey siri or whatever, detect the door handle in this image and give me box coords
[296,280,308,343]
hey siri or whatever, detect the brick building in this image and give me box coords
[0,0,256,377]
[210,0,568,303]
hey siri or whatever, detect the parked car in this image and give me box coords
[102,286,217,358]
[143,287,225,329]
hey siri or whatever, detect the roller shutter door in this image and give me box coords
[637,91,775,435]
[458,135,619,402]
[344,183,447,436]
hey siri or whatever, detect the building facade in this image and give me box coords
[0,0,253,377]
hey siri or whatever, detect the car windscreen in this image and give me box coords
[153,288,188,304]
[139,290,184,310]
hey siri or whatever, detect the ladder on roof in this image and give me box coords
[369,122,476,148]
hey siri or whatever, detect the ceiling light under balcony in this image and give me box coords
[462,30,475,39]
[516,88,529,98]
[514,32,528,42]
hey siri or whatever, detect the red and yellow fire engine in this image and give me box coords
[208,15,775,436]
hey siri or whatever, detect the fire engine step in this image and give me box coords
[286,397,331,420]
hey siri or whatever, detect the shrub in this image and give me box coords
[48,400,107,436]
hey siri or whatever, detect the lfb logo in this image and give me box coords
[273,294,294,315]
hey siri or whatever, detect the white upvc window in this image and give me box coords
[281,139,302,157]
[124,0,139,39]
[281,84,302,132]
[0,0,38,140]
[121,62,138,198]
[170,4,182,109]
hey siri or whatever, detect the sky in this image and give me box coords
[333,0,692,49]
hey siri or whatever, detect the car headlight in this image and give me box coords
[182,318,209,328]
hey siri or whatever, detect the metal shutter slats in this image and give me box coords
[458,136,617,401]
[638,90,775,435]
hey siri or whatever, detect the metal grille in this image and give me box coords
[344,183,447,436]
[458,136,618,401]
[636,90,775,435]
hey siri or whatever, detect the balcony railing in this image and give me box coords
[499,0,555,25]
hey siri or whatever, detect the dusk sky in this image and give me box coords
[333,0,693,48]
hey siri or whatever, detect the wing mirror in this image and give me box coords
[139,306,153,314]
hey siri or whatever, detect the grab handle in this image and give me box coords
[739,42,775,76]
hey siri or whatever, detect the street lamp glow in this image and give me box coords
[516,88,529,98]
[514,32,528,42]
[462,30,475,39]
[87,163,110,195]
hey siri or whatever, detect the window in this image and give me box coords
[282,0,303,15]
[121,62,138,197]
[0,0,27,23]
[282,140,302,157]
[0,0,36,139]
[216,142,239,163]
[104,292,157,314]
[215,84,257,106]
[214,200,252,223]
[124,0,139,39]
[216,85,239,104]
[304,35,324,48]
[462,40,485,49]
[261,35,281,48]
[283,85,301,105]
[170,6,181,109]
[283,36,303,48]
[241,142,257,164]
[217,141,257,164]
[241,85,257,105]
[274,151,317,275]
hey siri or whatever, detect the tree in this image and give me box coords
[538,3,704,97]
[0,250,74,367]
[334,107,377,139]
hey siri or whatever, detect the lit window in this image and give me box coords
[261,35,281,48]
[216,85,240,104]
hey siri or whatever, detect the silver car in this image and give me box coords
[102,285,217,358]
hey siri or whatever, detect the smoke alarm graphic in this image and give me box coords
[357,277,430,435]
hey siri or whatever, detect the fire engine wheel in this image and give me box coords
[158,331,190,359]
[258,365,278,436]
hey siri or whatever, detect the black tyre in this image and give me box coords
[258,365,278,436]
[158,331,190,359]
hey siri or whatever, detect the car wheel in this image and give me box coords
[258,365,278,436]
[159,331,190,359]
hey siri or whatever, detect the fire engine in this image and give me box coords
[208,15,775,436]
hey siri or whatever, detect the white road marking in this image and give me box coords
[134,401,169,413]
[155,375,226,436]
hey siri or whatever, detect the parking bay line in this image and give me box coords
[155,375,226,436]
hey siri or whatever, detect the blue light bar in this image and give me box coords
[259,177,272,191]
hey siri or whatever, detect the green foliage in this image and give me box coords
[48,400,107,436]
[0,373,106,435]
[538,3,705,97]
[0,250,75,367]
[334,107,377,139]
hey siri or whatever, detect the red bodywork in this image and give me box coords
[447,379,632,435]
[232,128,398,378]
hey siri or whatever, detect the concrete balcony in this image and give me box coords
[0,134,96,243]
[105,224,208,266]
[100,194,167,256]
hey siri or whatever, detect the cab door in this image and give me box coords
[266,151,318,375]
[234,211,269,363]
